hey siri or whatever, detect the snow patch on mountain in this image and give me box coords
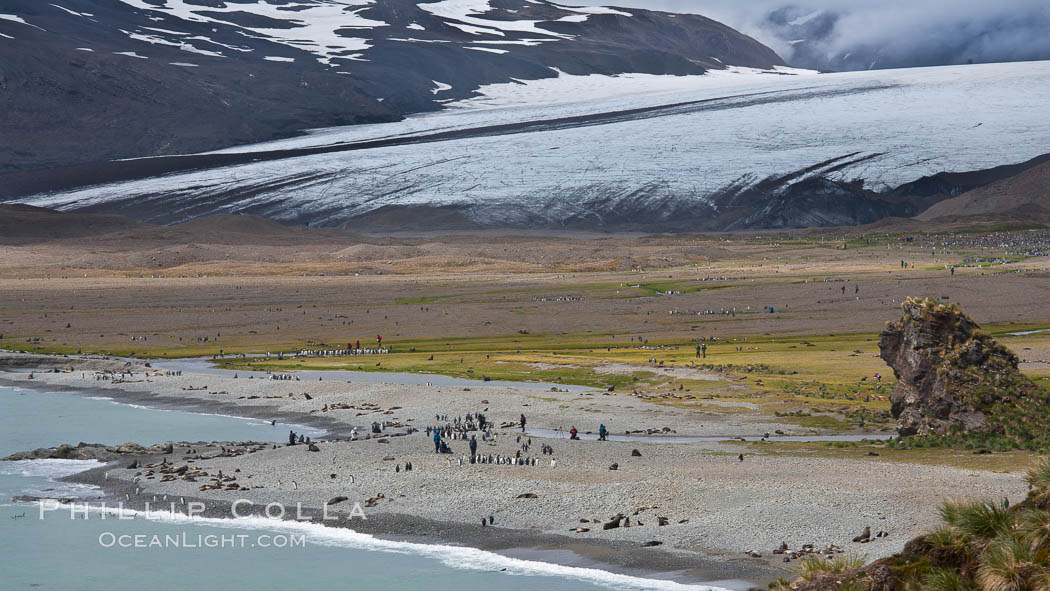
[552,4,631,17]
[123,30,225,57]
[419,0,574,39]
[114,0,384,65]
[0,13,45,30]
[49,4,93,18]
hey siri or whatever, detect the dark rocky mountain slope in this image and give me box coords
[0,0,783,172]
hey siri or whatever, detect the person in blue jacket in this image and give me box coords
[433,429,442,453]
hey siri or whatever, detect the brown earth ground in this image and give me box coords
[2,220,1049,422]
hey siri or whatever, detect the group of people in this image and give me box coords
[429,411,492,455]
[433,429,452,454]
[840,284,860,295]
[287,430,311,446]
[422,411,610,466]
[568,423,609,440]
[696,342,707,359]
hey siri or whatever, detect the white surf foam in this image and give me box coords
[0,458,103,479]
[1,459,103,499]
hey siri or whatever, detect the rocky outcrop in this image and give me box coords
[879,298,1045,438]
[2,441,173,461]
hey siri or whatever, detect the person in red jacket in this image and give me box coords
[377,334,382,346]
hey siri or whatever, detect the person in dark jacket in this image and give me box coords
[520,414,527,432]
[598,424,607,441]
[469,435,478,463]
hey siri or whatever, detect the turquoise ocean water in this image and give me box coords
[0,384,720,591]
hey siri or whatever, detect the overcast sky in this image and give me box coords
[603,0,1050,69]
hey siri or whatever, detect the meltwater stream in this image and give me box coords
[0,383,722,591]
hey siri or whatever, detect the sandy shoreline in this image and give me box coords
[1,352,1031,587]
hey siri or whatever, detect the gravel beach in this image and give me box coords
[1,353,1030,586]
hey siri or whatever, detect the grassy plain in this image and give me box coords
[2,227,1049,447]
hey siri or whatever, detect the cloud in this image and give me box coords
[600,0,1050,70]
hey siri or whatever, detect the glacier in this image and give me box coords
[13,60,1050,228]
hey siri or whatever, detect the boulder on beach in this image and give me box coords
[148,442,174,454]
[116,442,147,455]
